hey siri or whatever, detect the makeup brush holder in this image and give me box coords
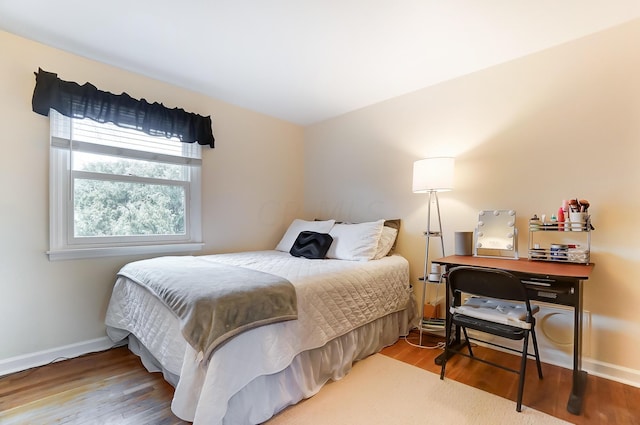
[569,212,588,232]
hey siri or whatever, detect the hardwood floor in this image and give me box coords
[1,333,639,424]
[0,347,188,425]
[382,331,640,425]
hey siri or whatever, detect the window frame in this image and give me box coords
[48,113,203,261]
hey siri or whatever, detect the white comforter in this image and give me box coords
[105,250,411,424]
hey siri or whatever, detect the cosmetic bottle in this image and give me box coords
[557,206,565,232]
[562,200,570,231]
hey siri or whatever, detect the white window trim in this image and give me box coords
[47,242,205,261]
[48,116,204,261]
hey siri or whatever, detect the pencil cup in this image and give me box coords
[569,212,587,232]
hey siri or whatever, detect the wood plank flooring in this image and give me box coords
[382,331,640,425]
[1,332,639,424]
[0,347,187,425]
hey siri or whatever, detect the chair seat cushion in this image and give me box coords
[450,296,539,330]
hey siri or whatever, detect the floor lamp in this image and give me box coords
[412,157,455,345]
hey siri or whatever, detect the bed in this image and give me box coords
[105,219,415,424]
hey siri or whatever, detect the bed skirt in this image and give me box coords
[111,307,413,424]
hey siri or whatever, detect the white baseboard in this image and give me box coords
[537,350,640,389]
[0,336,117,378]
[468,335,640,389]
[4,334,640,390]
[584,357,640,389]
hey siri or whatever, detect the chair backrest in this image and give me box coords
[447,266,529,303]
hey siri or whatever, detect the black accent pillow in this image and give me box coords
[289,231,333,259]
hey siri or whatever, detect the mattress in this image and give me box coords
[105,250,414,424]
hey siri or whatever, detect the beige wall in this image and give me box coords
[0,30,304,361]
[304,20,640,381]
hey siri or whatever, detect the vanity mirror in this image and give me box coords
[474,210,518,259]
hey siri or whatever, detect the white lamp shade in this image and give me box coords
[412,157,455,193]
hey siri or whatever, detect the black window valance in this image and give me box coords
[32,68,215,148]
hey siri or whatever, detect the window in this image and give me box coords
[48,110,203,260]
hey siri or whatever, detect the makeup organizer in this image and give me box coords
[527,213,592,264]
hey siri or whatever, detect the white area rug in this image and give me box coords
[266,353,573,425]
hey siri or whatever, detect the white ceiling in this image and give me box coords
[2,1,640,125]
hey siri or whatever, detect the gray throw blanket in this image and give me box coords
[118,256,298,362]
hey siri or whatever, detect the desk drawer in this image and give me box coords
[521,277,577,306]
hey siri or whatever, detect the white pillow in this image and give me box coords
[373,226,399,260]
[275,219,336,252]
[326,219,385,261]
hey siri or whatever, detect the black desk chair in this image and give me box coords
[439,266,543,412]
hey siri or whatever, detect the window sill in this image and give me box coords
[47,243,204,261]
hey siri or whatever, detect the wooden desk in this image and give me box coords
[433,255,594,415]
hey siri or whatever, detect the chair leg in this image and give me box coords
[439,352,447,379]
[516,331,530,412]
[530,327,544,379]
[440,312,452,380]
[461,327,473,357]
[439,347,448,380]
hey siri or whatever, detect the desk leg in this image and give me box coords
[567,279,587,415]
[568,370,588,415]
